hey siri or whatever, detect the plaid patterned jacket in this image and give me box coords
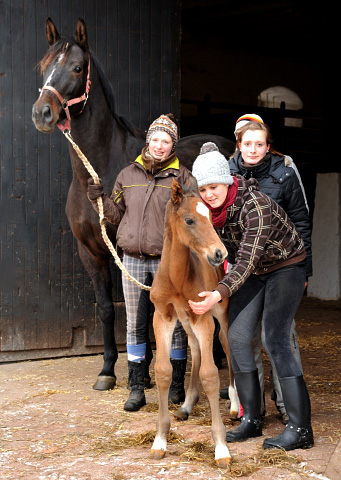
[215,175,306,299]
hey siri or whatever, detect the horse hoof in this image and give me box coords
[173,408,189,421]
[150,449,166,460]
[215,457,231,470]
[93,375,116,390]
[230,409,239,419]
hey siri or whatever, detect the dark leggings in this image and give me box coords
[228,264,306,378]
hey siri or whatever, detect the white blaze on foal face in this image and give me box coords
[196,201,210,220]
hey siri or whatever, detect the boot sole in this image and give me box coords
[263,440,314,451]
[124,399,146,412]
[226,430,262,443]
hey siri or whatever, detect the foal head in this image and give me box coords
[32,18,90,133]
[167,178,227,267]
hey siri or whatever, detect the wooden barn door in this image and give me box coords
[0,0,180,362]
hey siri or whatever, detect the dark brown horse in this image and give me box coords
[150,179,238,469]
[32,18,235,390]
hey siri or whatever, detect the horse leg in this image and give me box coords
[193,314,231,469]
[218,323,238,418]
[150,310,176,460]
[77,243,118,390]
[214,302,238,418]
[173,322,200,421]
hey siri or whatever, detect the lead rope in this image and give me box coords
[64,131,152,291]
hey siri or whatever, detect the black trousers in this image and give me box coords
[228,264,306,378]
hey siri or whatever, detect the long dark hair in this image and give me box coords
[234,121,284,157]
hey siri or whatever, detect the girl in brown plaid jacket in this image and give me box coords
[189,142,314,452]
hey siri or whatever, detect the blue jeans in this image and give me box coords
[228,264,306,378]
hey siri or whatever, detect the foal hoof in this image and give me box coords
[150,449,166,460]
[93,375,116,390]
[215,457,231,470]
[173,407,189,421]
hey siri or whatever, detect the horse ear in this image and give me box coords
[75,18,88,49]
[171,179,183,205]
[186,173,199,193]
[46,17,60,45]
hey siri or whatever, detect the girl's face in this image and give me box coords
[148,131,173,160]
[198,184,229,208]
[239,129,270,165]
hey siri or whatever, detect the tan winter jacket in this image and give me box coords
[90,155,191,258]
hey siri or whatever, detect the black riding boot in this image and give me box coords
[169,359,186,404]
[124,361,146,412]
[263,375,314,450]
[226,370,262,442]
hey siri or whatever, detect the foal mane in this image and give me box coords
[38,37,145,141]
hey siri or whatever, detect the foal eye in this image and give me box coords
[73,66,82,73]
[185,218,194,226]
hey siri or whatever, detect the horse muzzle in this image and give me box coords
[207,248,226,267]
[32,99,60,133]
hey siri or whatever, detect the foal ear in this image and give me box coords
[186,173,199,193]
[171,179,183,205]
[75,18,89,49]
[46,17,60,45]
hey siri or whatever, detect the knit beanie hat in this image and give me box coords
[146,113,178,147]
[192,142,234,188]
[234,113,264,136]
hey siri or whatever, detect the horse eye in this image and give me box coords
[185,218,194,226]
[73,66,82,73]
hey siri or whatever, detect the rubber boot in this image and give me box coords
[263,375,314,451]
[226,370,262,442]
[124,361,146,412]
[168,359,186,404]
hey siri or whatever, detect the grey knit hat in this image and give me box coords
[192,142,234,188]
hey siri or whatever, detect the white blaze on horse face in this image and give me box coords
[40,53,64,96]
[196,201,210,220]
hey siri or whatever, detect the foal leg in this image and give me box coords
[150,311,176,459]
[173,323,201,420]
[217,312,238,418]
[193,314,231,469]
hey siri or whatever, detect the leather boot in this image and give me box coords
[124,361,146,412]
[263,375,314,450]
[169,359,186,404]
[226,370,262,442]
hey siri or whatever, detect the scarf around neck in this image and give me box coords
[204,177,238,228]
[141,146,176,176]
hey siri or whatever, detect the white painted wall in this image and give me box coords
[307,173,341,300]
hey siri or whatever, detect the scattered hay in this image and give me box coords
[79,429,184,456]
[179,440,214,463]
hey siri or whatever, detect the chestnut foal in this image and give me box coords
[150,179,238,469]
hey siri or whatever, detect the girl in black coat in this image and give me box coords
[226,115,312,425]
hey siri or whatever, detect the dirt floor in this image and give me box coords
[1,297,340,480]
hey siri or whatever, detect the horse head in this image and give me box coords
[32,18,90,133]
[168,178,227,267]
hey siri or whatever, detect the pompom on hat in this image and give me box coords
[192,142,234,188]
[234,113,264,136]
[146,113,178,147]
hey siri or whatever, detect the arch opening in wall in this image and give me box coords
[257,86,303,127]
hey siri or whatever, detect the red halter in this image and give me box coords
[42,56,91,133]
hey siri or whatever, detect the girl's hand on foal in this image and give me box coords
[188,291,221,315]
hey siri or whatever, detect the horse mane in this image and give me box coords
[37,37,145,141]
[90,52,145,140]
